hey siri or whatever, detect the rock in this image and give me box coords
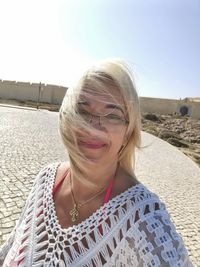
[141,113,200,168]
[180,148,200,166]
[167,138,190,148]
[158,130,181,140]
[144,113,160,122]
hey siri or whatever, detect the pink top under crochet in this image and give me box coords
[52,166,114,204]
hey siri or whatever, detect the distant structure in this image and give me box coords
[0,80,66,105]
[140,96,200,119]
[0,79,200,119]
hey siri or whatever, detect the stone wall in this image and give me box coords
[0,80,200,118]
[0,80,67,105]
[140,97,179,114]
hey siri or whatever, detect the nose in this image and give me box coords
[89,114,101,126]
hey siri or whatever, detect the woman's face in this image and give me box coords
[76,86,128,164]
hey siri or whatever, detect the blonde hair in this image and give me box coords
[59,59,141,180]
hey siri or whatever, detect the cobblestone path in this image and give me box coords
[0,106,199,266]
[0,107,66,244]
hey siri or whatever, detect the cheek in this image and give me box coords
[109,131,126,151]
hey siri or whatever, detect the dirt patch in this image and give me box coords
[142,113,200,168]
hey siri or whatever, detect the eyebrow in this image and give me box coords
[105,104,125,114]
[78,100,125,115]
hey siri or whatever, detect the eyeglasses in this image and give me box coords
[77,109,129,126]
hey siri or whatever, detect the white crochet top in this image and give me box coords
[0,162,193,267]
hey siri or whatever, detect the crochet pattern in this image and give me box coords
[0,162,193,267]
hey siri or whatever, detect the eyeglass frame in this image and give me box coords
[76,108,129,126]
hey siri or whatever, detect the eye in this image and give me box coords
[76,109,91,123]
[106,114,122,120]
[77,108,89,115]
[81,110,89,115]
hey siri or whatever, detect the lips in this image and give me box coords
[79,140,107,149]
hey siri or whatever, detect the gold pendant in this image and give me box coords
[69,204,79,222]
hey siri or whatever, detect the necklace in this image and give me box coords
[69,172,114,223]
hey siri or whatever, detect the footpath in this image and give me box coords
[0,106,199,266]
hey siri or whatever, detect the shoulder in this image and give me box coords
[54,161,69,186]
[26,161,70,195]
[124,185,192,266]
[126,183,164,208]
[31,161,68,188]
[127,184,170,225]
[38,161,68,178]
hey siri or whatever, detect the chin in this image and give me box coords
[82,152,104,162]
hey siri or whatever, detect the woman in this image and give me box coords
[0,59,193,266]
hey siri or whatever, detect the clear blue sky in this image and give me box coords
[0,0,199,99]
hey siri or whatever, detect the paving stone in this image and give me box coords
[2,233,11,242]
[1,227,13,234]
[1,221,15,228]
[5,202,16,208]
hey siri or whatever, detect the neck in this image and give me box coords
[70,160,118,201]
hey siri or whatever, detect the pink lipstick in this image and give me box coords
[79,141,106,149]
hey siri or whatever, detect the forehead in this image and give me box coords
[79,86,125,107]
